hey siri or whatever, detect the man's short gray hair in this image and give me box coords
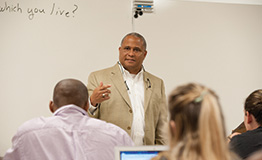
[120,32,147,50]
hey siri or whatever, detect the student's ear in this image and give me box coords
[169,120,176,136]
[246,111,253,123]
[49,101,55,113]
[83,101,89,111]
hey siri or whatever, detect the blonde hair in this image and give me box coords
[168,83,233,160]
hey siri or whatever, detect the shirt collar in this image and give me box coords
[117,61,144,78]
[124,67,143,79]
[53,104,87,116]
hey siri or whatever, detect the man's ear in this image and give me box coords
[144,50,147,57]
[83,101,89,111]
[169,120,176,136]
[49,101,55,113]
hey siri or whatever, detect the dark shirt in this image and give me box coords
[230,126,262,159]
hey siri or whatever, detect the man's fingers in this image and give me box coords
[100,84,111,90]
[104,89,111,94]
[99,82,104,87]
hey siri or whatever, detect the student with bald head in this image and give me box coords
[3,79,134,160]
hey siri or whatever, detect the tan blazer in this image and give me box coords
[87,63,168,145]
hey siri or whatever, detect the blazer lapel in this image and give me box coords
[143,72,153,111]
[110,64,132,108]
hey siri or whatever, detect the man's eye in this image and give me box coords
[124,47,130,50]
[134,48,141,52]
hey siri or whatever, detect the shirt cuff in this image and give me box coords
[88,103,100,115]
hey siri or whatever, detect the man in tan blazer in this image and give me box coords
[87,32,168,145]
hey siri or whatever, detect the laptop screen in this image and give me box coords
[115,145,168,160]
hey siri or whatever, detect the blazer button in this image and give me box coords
[127,126,131,130]
[129,109,132,113]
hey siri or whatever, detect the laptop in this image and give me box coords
[115,145,168,160]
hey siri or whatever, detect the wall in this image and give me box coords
[1,0,262,156]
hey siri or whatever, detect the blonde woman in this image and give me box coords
[152,83,239,160]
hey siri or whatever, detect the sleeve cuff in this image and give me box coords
[88,103,100,115]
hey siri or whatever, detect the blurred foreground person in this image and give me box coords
[152,83,239,160]
[4,79,133,160]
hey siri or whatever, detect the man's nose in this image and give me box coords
[127,49,135,56]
